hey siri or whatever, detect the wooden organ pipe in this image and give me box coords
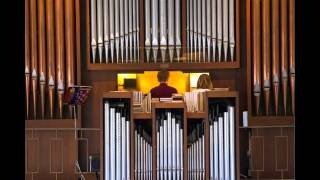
[252,0,261,115]
[30,0,38,119]
[65,0,76,118]
[38,0,46,119]
[281,0,288,115]
[55,0,65,119]
[262,0,271,115]
[289,0,295,115]
[46,0,56,119]
[25,0,30,119]
[272,0,280,115]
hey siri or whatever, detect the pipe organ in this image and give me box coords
[25,0,80,120]
[88,0,239,65]
[249,0,295,116]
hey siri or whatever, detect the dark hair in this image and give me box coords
[197,74,213,89]
[157,70,169,82]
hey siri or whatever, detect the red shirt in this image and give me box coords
[150,83,178,98]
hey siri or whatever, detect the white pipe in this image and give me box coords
[224,112,230,180]
[229,106,236,180]
[110,108,115,179]
[103,0,109,62]
[104,102,110,179]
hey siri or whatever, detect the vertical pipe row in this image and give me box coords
[104,100,131,180]
[187,0,236,62]
[188,123,205,179]
[157,109,183,179]
[251,0,295,116]
[91,0,140,63]
[208,104,236,180]
[135,125,152,179]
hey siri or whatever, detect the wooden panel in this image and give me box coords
[25,130,77,180]
[251,136,264,171]
[50,139,63,173]
[26,138,39,173]
[250,128,294,179]
[275,136,288,171]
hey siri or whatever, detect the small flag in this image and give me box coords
[64,85,92,105]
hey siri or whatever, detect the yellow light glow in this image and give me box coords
[117,73,137,86]
[190,72,209,88]
[137,71,190,94]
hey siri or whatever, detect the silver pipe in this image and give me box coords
[172,116,176,180]
[175,0,181,46]
[136,0,139,63]
[160,122,164,179]
[110,108,116,180]
[152,0,159,48]
[160,0,167,46]
[168,0,174,63]
[168,0,174,46]
[104,102,110,179]
[207,0,212,62]
[202,134,205,179]
[164,117,168,180]
[104,0,109,63]
[115,0,120,63]
[120,0,125,63]
[97,0,103,63]
[91,0,97,62]
[218,117,224,180]
[138,132,141,180]
[129,0,133,62]
[229,0,235,61]
[223,0,229,61]
[212,0,217,62]
[217,0,222,61]
[116,112,121,179]
[126,120,130,179]
[135,130,138,179]
[122,117,126,179]
[168,112,172,179]
[132,0,137,62]
[180,127,183,179]
[141,135,145,180]
[224,112,230,180]
[157,130,161,179]
[176,121,180,180]
[210,124,213,179]
[109,0,115,63]
[187,0,190,62]
[197,0,201,62]
[214,121,218,180]
[196,139,199,180]
[193,0,197,62]
[202,0,206,62]
[229,106,235,180]
[124,0,129,63]
[145,0,151,47]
